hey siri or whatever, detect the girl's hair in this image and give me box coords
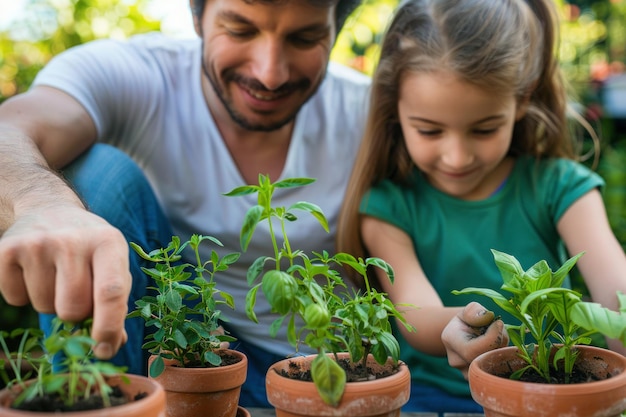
[337,0,579,285]
[190,0,362,34]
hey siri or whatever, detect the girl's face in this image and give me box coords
[398,70,526,201]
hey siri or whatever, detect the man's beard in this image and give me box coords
[201,54,318,132]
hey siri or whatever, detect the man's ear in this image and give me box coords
[190,0,202,36]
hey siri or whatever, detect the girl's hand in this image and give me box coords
[441,302,509,378]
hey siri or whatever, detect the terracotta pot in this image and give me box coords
[0,373,166,416]
[237,405,251,417]
[469,345,626,417]
[149,349,247,417]
[266,353,410,417]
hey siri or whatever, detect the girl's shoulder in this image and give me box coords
[512,156,605,208]
[514,155,601,184]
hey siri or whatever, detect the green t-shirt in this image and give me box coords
[359,155,604,397]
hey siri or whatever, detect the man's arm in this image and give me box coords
[0,86,131,358]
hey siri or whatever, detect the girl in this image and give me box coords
[337,0,626,413]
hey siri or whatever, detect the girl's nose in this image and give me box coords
[442,138,474,168]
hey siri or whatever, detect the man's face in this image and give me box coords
[195,0,337,132]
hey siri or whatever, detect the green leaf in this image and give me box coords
[376,331,400,362]
[219,290,235,309]
[274,178,316,188]
[519,288,579,315]
[222,252,241,265]
[149,355,165,378]
[571,301,626,343]
[491,249,524,285]
[204,350,222,367]
[311,354,346,406]
[247,256,268,286]
[270,316,286,339]
[173,329,188,349]
[165,289,183,313]
[245,285,260,323]
[241,205,264,251]
[140,303,151,319]
[288,202,329,232]
[552,252,585,288]
[451,288,519,318]
[223,185,259,197]
[130,242,154,261]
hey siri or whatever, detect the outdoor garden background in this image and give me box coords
[1,0,626,342]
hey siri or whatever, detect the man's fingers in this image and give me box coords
[54,251,93,321]
[90,233,131,359]
[0,261,30,306]
[91,272,130,359]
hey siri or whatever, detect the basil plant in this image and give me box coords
[454,249,626,383]
[225,175,414,407]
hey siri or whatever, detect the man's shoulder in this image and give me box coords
[326,61,371,86]
[125,32,200,51]
[306,62,371,115]
[61,32,200,67]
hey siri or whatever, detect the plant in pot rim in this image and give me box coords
[225,175,414,408]
[128,234,247,417]
[129,234,241,375]
[454,249,626,382]
[0,318,165,415]
[453,249,626,416]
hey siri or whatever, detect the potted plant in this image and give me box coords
[0,318,165,416]
[129,234,248,417]
[454,249,626,417]
[225,176,414,417]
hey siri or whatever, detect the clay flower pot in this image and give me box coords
[469,345,626,417]
[149,349,247,417]
[0,373,166,417]
[237,405,251,416]
[266,353,410,417]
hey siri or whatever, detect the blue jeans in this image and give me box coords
[404,382,484,415]
[39,144,277,407]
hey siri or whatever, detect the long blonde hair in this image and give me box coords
[337,0,579,285]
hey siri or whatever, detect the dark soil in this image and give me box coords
[171,351,242,368]
[278,357,399,382]
[498,359,612,384]
[13,385,148,412]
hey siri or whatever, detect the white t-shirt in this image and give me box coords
[33,32,371,355]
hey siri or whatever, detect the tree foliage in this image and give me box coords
[0,0,160,101]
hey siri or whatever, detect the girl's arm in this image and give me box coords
[557,188,626,355]
[360,215,462,355]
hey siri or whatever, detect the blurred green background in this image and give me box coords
[1,0,626,333]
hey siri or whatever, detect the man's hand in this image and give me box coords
[441,301,509,378]
[0,206,130,359]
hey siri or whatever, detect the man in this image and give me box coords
[0,0,368,407]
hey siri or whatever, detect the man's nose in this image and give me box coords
[249,39,290,91]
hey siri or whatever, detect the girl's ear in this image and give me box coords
[515,94,531,121]
[516,80,538,121]
[190,0,202,36]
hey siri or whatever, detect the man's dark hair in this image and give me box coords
[190,0,362,33]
